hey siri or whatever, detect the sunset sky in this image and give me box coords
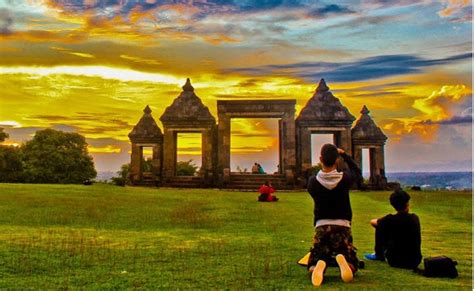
[0,0,472,173]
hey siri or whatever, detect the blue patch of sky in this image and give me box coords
[224,53,472,82]
[299,3,471,58]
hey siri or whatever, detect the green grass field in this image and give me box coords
[0,184,471,289]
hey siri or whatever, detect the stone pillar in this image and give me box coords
[375,145,387,187]
[340,127,352,155]
[369,147,377,184]
[282,112,296,169]
[217,114,231,178]
[278,119,283,174]
[162,128,177,181]
[353,145,362,170]
[299,127,312,174]
[201,128,214,184]
[375,146,385,176]
[130,143,142,183]
[151,144,162,178]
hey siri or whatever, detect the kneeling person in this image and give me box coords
[258,181,278,202]
[307,144,362,286]
[365,190,422,269]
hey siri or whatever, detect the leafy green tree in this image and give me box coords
[112,163,130,186]
[22,129,97,184]
[141,158,153,172]
[0,146,24,182]
[176,159,198,176]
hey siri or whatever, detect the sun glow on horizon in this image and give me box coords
[0,65,184,84]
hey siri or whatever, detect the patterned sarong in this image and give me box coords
[308,224,359,271]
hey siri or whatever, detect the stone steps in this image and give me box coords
[162,176,205,188]
[225,174,297,190]
[134,180,158,187]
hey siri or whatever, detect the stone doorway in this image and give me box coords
[176,132,203,176]
[217,100,296,186]
[160,79,217,187]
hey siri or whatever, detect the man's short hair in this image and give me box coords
[390,189,411,211]
[320,144,339,167]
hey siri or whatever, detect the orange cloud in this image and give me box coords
[412,85,468,121]
[438,0,471,17]
[0,29,88,43]
[88,145,121,153]
[381,84,471,141]
[120,54,161,65]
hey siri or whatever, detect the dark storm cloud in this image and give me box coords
[421,115,472,126]
[224,53,472,82]
[0,8,13,35]
[307,4,354,18]
[46,1,353,21]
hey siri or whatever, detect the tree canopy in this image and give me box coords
[22,129,97,183]
[176,160,198,176]
[0,146,23,182]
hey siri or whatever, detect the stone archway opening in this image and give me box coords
[217,100,296,188]
[230,118,280,175]
[359,147,380,183]
[141,146,153,169]
[362,148,370,179]
[176,132,203,176]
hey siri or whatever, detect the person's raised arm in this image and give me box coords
[338,148,363,189]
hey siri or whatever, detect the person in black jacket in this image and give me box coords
[364,190,422,269]
[307,144,362,286]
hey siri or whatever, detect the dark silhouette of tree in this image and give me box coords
[22,129,97,183]
[0,146,24,182]
[0,128,8,142]
[112,163,130,186]
[141,158,153,172]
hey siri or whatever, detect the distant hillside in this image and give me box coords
[386,171,472,190]
[97,171,115,182]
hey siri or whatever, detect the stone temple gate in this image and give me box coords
[217,100,296,185]
[129,78,393,189]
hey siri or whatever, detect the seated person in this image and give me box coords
[365,189,422,269]
[258,181,278,202]
[257,163,265,174]
[251,163,259,174]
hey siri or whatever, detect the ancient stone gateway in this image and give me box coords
[159,79,216,188]
[296,79,355,186]
[128,105,163,186]
[351,105,388,189]
[216,100,296,186]
[128,78,392,190]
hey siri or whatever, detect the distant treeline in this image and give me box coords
[387,172,472,190]
[0,129,96,184]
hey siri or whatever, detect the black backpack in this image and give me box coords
[422,256,458,278]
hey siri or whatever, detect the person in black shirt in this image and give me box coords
[364,190,422,269]
[307,144,363,286]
